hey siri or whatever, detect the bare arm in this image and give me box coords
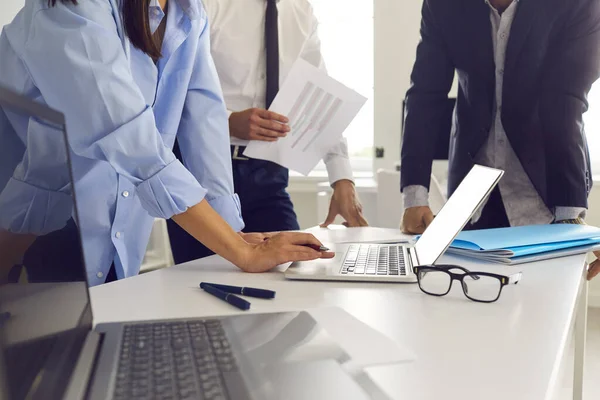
[172,199,249,266]
[173,200,333,272]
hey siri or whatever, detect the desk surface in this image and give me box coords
[90,228,586,400]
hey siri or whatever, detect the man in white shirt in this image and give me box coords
[167,0,367,264]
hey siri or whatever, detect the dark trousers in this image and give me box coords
[7,219,118,284]
[167,145,299,265]
[465,187,510,230]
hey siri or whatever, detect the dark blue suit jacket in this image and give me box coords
[401,0,600,209]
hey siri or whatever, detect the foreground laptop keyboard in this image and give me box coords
[341,244,407,276]
[113,320,248,400]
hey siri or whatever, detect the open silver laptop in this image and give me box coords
[285,165,504,283]
[0,87,383,400]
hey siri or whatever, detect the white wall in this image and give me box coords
[1,0,24,28]
[373,0,423,173]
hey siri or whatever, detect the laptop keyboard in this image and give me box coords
[341,244,407,276]
[112,319,248,400]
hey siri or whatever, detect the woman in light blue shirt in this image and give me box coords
[0,0,331,285]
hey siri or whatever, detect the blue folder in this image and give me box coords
[448,224,600,263]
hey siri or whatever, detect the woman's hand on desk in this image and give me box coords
[238,232,335,273]
[172,201,332,273]
[238,232,277,244]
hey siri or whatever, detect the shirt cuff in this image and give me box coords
[324,155,354,186]
[403,185,429,209]
[0,178,72,235]
[554,207,587,222]
[136,160,208,219]
[206,193,245,232]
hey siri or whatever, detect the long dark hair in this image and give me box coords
[48,0,161,60]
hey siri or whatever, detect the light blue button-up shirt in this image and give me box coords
[0,0,244,285]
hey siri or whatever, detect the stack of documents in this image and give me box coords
[446,224,600,265]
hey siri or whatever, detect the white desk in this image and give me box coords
[90,228,589,400]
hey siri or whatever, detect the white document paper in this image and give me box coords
[243,58,367,174]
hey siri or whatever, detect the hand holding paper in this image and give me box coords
[229,108,290,142]
[243,58,367,175]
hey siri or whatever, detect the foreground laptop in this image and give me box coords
[0,88,380,400]
[285,164,504,283]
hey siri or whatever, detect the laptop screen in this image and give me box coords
[414,165,504,266]
[0,87,93,400]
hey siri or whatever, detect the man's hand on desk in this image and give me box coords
[229,108,290,142]
[238,232,335,273]
[320,180,368,228]
[401,206,434,234]
[551,218,599,280]
[588,252,600,280]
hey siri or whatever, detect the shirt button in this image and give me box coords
[122,191,130,198]
[97,271,104,279]
[115,232,122,239]
[260,73,266,80]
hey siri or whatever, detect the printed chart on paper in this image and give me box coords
[243,59,367,175]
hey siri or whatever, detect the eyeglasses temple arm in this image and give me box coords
[506,272,522,285]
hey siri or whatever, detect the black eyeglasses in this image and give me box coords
[413,265,522,303]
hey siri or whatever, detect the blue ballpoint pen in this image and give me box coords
[201,284,251,311]
[200,282,276,299]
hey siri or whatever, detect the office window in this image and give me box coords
[585,81,600,176]
[311,0,374,166]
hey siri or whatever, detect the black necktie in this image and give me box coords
[265,0,279,109]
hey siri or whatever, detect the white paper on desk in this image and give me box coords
[243,58,367,174]
[305,226,415,245]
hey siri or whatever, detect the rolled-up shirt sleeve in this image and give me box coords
[175,16,244,231]
[17,1,206,222]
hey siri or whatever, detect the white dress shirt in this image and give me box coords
[471,0,555,225]
[202,0,353,185]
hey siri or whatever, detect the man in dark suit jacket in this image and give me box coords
[400,0,600,279]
